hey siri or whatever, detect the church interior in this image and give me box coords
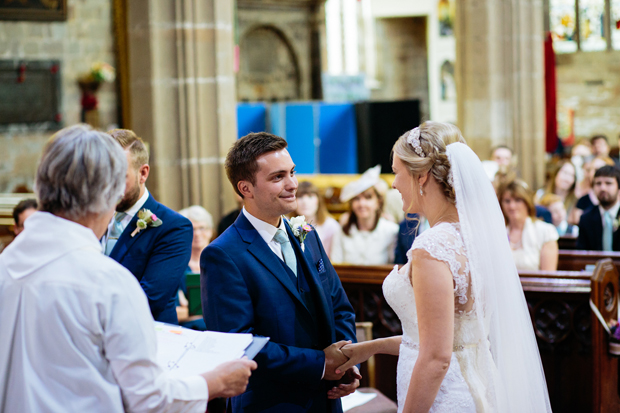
[3,0,620,412]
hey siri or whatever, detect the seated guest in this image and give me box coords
[394,213,421,264]
[499,180,559,271]
[571,155,615,224]
[177,205,213,330]
[539,193,578,236]
[12,198,37,236]
[535,159,577,214]
[591,134,611,158]
[291,181,340,257]
[0,124,256,412]
[331,165,399,264]
[577,165,620,251]
[571,139,593,189]
[491,145,514,167]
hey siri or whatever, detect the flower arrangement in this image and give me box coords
[289,215,312,251]
[86,62,116,84]
[131,208,163,237]
[609,320,620,356]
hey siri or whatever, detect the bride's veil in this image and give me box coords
[446,142,552,412]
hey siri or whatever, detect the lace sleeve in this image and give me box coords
[409,223,471,308]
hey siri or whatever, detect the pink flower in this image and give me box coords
[302,224,312,232]
[151,214,158,221]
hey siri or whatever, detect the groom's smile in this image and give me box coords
[243,148,298,226]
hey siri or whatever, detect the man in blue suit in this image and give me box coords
[577,165,620,251]
[105,129,192,324]
[202,132,359,412]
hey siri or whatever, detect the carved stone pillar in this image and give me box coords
[456,0,545,188]
[126,0,238,220]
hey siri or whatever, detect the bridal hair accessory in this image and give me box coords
[407,127,425,158]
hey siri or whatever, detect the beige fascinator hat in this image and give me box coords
[340,165,383,203]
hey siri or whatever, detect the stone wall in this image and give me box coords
[556,51,620,146]
[236,1,314,101]
[0,0,117,193]
[371,16,429,121]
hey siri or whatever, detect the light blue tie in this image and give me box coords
[273,229,297,277]
[603,211,614,252]
[105,212,127,256]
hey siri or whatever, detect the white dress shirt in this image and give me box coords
[242,207,288,260]
[101,188,150,250]
[0,212,207,412]
[331,218,400,265]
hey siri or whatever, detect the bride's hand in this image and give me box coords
[335,342,374,374]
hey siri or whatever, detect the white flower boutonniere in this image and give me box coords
[613,218,620,232]
[289,215,313,251]
[131,208,163,237]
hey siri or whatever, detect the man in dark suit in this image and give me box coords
[202,132,359,413]
[105,129,192,324]
[577,165,620,251]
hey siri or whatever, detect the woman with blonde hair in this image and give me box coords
[499,180,559,270]
[335,121,551,412]
[535,159,577,213]
[291,181,340,257]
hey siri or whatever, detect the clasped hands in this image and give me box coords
[323,340,362,399]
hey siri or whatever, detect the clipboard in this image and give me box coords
[244,336,269,359]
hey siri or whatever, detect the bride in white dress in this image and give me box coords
[335,122,551,412]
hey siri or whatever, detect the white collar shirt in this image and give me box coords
[599,201,620,227]
[101,188,150,249]
[0,212,207,412]
[242,207,288,261]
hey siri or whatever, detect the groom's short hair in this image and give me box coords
[226,132,288,197]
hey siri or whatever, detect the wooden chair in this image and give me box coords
[355,321,376,389]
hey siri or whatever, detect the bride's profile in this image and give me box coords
[334,122,551,412]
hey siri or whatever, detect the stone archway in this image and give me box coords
[237,25,301,101]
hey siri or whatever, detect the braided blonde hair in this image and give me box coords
[392,121,466,205]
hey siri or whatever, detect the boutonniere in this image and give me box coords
[614,218,620,232]
[289,215,312,251]
[131,208,163,237]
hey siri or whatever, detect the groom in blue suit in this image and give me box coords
[202,132,359,412]
[105,129,193,324]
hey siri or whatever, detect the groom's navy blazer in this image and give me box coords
[109,194,192,324]
[201,212,357,413]
[577,206,620,251]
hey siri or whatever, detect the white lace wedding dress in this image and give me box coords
[383,222,491,412]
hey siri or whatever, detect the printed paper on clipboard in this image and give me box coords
[154,322,268,379]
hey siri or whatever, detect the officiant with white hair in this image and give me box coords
[331,165,399,265]
[0,124,256,413]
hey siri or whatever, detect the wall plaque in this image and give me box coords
[0,0,67,22]
[0,60,62,130]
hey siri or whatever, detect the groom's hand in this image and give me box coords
[327,366,362,399]
[323,340,351,381]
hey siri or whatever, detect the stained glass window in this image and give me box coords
[611,0,620,49]
[550,0,578,52]
[580,0,606,51]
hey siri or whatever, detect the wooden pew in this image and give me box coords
[559,249,620,272]
[335,262,620,412]
[558,234,578,250]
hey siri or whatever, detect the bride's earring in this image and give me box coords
[419,186,424,196]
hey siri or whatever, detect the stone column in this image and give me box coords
[455,0,545,188]
[126,0,238,220]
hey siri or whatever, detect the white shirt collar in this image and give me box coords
[599,200,620,223]
[122,187,150,219]
[242,207,287,244]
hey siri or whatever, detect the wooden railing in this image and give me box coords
[334,261,620,412]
